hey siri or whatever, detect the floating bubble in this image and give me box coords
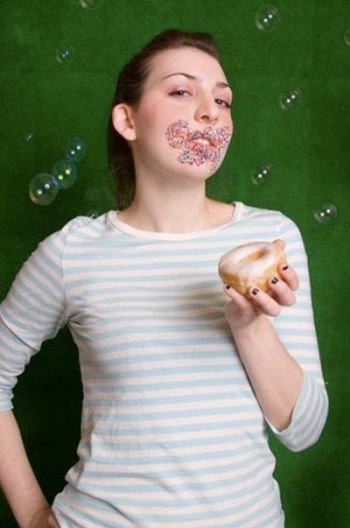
[24,132,34,142]
[279,87,303,111]
[79,0,104,9]
[251,164,272,185]
[345,28,350,47]
[65,137,87,163]
[29,173,58,206]
[56,46,75,64]
[52,160,77,190]
[314,203,337,224]
[255,5,281,32]
[86,209,99,218]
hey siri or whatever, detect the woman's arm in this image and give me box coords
[224,261,303,431]
[0,410,58,528]
[223,229,328,450]
[0,218,93,526]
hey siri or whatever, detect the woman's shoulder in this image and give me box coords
[236,201,298,227]
[60,214,98,235]
[39,211,114,251]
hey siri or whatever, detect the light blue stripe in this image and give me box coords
[62,481,277,524]
[79,442,260,465]
[81,377,261,391]
[1,206,326,527]
[73,469,272,507]
[79,430,263,451]
[87,323,228,342]
[78,449,269,479]
[82,350,235,368]
[80,418,262,437]
[84,402,260,423]
[85,391,251,407]
[82,360,239,375]
[70,460,268,492]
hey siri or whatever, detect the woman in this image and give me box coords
[0,29,328,527]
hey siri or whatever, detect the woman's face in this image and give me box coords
[128,46,233,182]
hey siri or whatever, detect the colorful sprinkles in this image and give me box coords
[165,119,232,170]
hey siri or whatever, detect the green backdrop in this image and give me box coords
[0,1,349,526]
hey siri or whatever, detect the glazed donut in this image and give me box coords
[218,241,286,295]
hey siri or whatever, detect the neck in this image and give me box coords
[120,181,211,233]
[118,180,235,234]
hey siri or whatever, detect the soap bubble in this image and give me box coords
[251,164,272,185]
[314,203,337,224]
[52,160,77,190]
[65,138,87,163]
[65,137,87,163]
[79,0,104,9]
[255,5,281,32]
[345,28,350,47]
[279,88,303,111]
[56,46,75,64]
[24,132,34,142]
[87,209,99,218]
[29,173,58,206]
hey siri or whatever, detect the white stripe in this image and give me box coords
[0,203,327,527]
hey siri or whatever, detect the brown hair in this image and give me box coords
[107,29,220,209]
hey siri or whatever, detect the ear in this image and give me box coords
[111,103,137,141]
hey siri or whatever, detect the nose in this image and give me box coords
[194,96,219,124]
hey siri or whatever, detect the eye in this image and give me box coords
[169,89,191,97]
[215,98,231,109]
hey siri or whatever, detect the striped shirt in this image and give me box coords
[0,202,328,527]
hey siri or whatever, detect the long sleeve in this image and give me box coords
[0,205,330,527]
[267,372,328,452]
[0,217,89,412]
[268,214,329,451]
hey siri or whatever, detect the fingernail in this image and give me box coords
[271,277,279,285]
[282,265,289,271]
[252,288,259,295]
[225,284,231,290]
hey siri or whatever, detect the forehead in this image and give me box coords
[146,47,228,85]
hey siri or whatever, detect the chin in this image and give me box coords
[174,162,220,184]
[187,157,224,175]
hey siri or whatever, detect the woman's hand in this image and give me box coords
[223,240,299,331]
[29,507,60,528]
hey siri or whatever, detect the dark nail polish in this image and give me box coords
[252,288,259,295]
[282,265,289,271]
[225,284,231,290]
[271,277,279,285]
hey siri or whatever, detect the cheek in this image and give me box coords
[224,112,234,132]
[135,100,176,132]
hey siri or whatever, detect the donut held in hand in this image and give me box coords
[218,241,286,295]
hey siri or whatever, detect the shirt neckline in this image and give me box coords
[107,202,243,241]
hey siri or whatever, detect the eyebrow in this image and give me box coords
[162,72,231,90]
